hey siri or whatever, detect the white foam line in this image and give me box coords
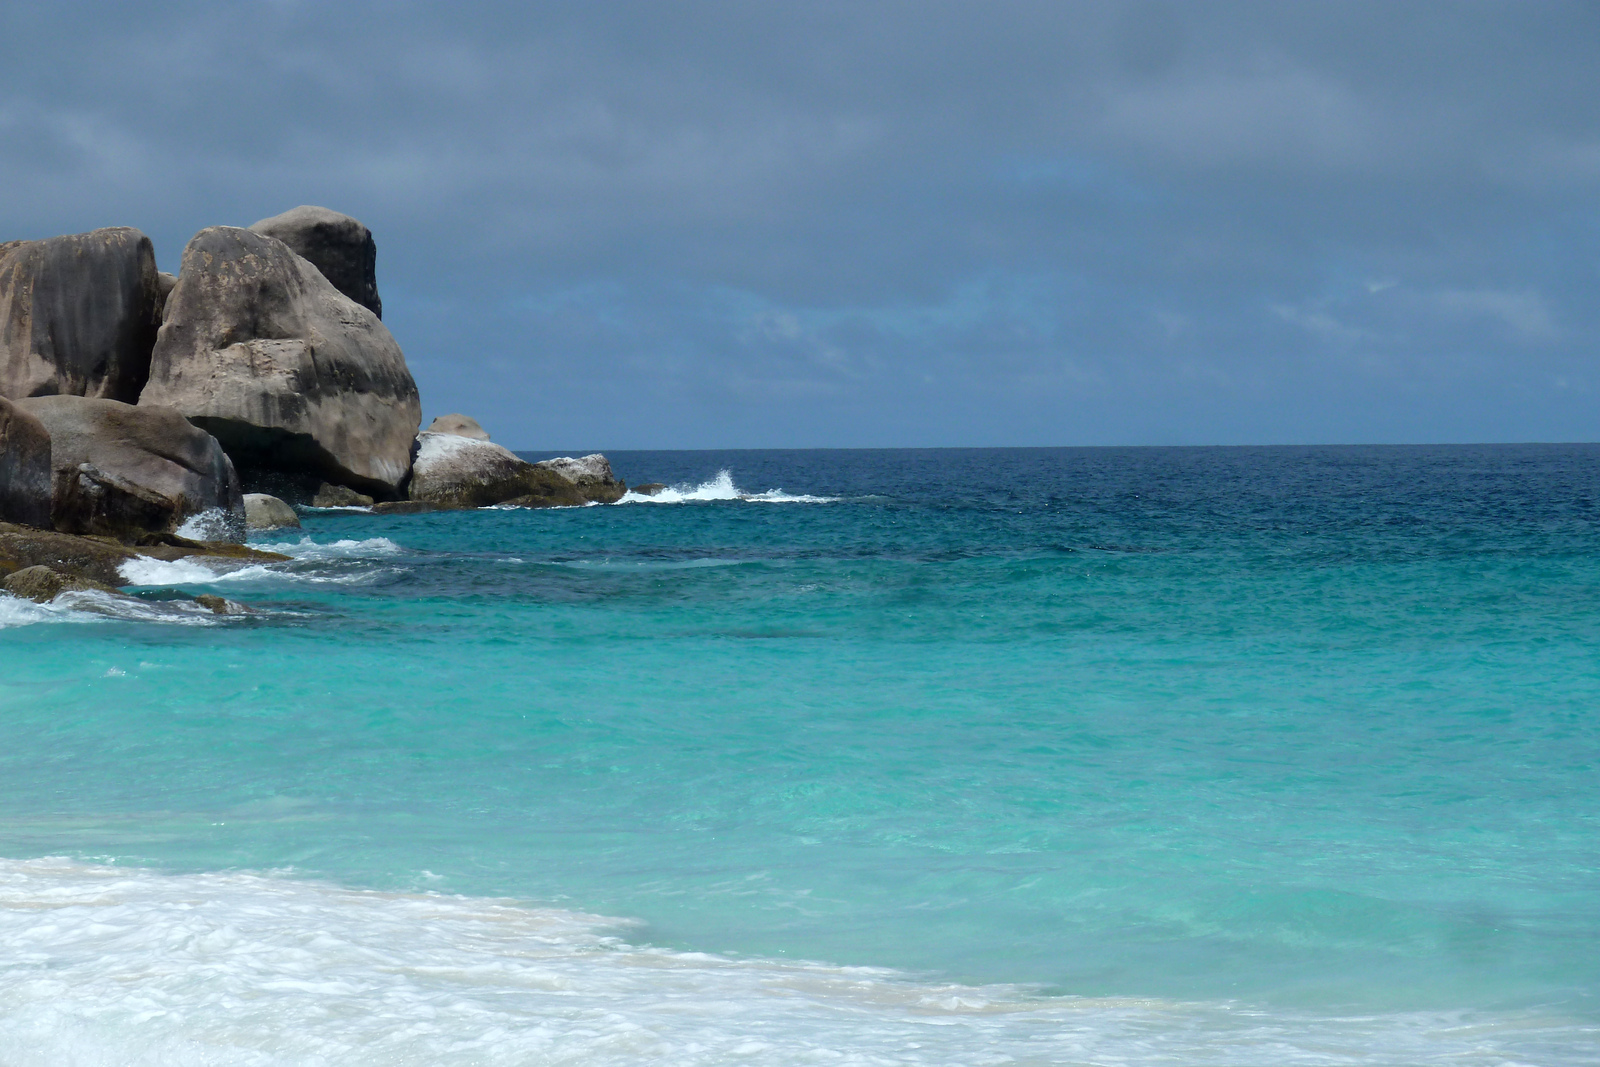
[618,470,837,504]
[0,857,1586,1067]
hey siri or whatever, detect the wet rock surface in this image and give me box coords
[0,397,53,528]
[0,227,163,403]
[17,395,243,542]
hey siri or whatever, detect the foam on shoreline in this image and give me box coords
[0,857,1587,1067]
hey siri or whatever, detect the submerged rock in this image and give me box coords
[248,206,382,318]
[0,227,164,403]
[243,493,300,529]
[535,454,626,504]
[407,432,585,509]
[424,413,491,440]
[17,395,244,543]
[0,396,52,528]
[194,592,251,615]
[141,226,420,498]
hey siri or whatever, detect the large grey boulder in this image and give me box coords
[0,397,52,528]
[425,413,490,440]
[140,226,421,498]
[248,206,382,318]
[16,395,244,542]
[0,227,163,403]
[535,454,627,504]
[407,432,586,509]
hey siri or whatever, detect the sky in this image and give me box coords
[2,1,1598,449]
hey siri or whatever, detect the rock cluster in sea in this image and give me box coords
[0,206,629,600]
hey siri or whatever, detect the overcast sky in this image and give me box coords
[3,1,1598,448]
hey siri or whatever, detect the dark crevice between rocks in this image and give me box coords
[190,417,401,502]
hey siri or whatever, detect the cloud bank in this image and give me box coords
[2,1,1596,446]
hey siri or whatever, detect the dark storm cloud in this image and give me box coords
[2,1,1597,446]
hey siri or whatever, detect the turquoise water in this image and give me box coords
[0,446,1596,1064]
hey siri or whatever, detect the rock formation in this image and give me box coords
[248,206,382,318]
[0,227,163,403]
[17,395,244,542]
[407,433,586,509]
[243,493,300,529]
[0,397,53,528]
[425,413,491,440]
[141,226,420,498]
[535,454,627,503]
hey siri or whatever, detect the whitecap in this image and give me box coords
[118,556,277,587]
[619,470,836,504]
[252,536,405,560]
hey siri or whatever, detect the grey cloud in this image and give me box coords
[2,1,1598,446]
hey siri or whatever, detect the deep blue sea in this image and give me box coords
[0,446,1597,1065]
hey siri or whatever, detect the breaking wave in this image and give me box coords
[0,857,1586,1067]
[619,470,835,504]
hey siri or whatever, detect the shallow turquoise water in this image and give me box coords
[0,446,1596,1064]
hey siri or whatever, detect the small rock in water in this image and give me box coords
[534,454,626,504]
[424,414,491,441]
[2,564,118,603]
[371,500,439,514]
[313,483,375,508]
[194,593,250,615]
[407,433,584,509]
[631,483,667,496]
[243,493,300,529]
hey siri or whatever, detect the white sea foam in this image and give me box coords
[0,858,1587,1067]
[0,589,226,628]
[620,470,836,504]
[115,538,405,590]
[253,536,405,560]
[173,508,240,541]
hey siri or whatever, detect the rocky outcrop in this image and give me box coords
[425,413,490,440]
[0,397,52,528]
[141,227,420,498]
[407,432,586,509]
[631,483,666,496]
[17,395,244,542]
[0,227,163,403]
[535,454,627,504]
[243,493,300,529]
[0,522,287,586]
[248,206,382,318]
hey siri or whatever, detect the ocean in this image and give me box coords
[0,445,1596,1065]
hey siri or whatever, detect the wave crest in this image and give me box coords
[620,470,835,504]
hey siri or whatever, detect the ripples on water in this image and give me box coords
[1,446,1597,1064]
